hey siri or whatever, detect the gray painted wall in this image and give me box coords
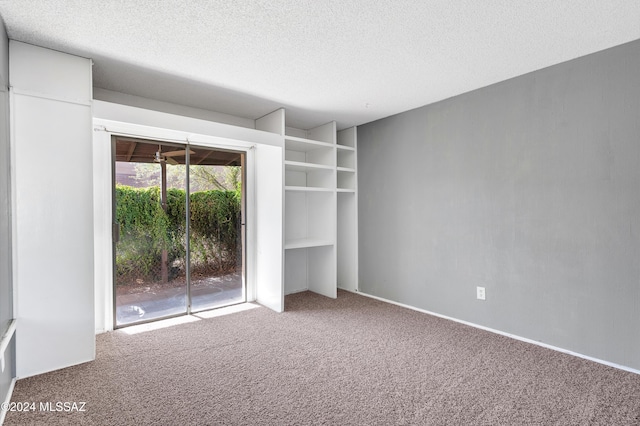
[358,39,640,370]
[0,16,15,405]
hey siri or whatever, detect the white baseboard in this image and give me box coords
[0,377,16,425]
[351,289,640,376]
[284,287,308,296]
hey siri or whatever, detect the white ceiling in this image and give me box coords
[1,1,639,130]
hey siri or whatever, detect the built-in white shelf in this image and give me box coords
[284,238,334,250]
[282,121,338,299]
[285,245,335,296]
[336,127,358,292]
[337,128,356,149]
[285,186,333,192]
[285,160,334,172]
[337,149,356,169]
[285,168,333,188]
[259,111,357,300]
[285,142,333,166]
[337,169,356,190]
[285,190,334,244]
[285,136,334,151]
[337,191,357,291]
[337,166,356,173]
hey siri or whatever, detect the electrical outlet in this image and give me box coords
[476,286,486,300]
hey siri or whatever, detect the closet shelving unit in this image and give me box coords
[256,108,358,300]
[284,122,337,297]
[336,127,358,292]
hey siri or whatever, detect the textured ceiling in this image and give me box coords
[1,1,639,130]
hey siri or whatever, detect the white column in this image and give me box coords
[10,42,95,378]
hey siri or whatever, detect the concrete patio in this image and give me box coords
[115,272,243,326]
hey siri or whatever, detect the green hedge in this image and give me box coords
[115,185,240,283]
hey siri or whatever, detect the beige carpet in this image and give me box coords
[5,290,640,425]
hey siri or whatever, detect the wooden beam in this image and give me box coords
[194,149,213,165]
[125,142,137,162]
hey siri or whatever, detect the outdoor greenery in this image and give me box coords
[133,164,241,192]
[115,185,241,284]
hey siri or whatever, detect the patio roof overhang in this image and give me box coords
[114,136,242,166]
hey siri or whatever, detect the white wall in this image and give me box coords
[10,42,95,378]
[94,88,255,129]
[92,102,284,331]
[254,144,284,311]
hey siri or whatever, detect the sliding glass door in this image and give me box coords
[188,148,245,312]
[112,137,245,327]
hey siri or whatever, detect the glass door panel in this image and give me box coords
[113,139,188,327]
[189,147,245,312]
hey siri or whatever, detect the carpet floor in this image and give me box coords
[4,290,640,425]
